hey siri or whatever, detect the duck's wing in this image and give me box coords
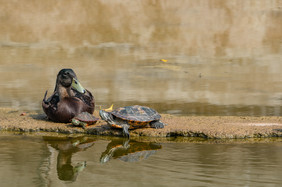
[42,91,60,108]
[72,88,95,108]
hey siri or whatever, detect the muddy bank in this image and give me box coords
[0,108,282,139]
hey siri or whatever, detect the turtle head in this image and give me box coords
[99,110,115,125]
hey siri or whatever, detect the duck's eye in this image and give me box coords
[62,71,70,76]
[62,74,68,79]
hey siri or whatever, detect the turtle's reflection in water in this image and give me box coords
[100,139,162,163]
[43,136,96,181]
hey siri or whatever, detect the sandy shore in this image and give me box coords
[0,108,282,139]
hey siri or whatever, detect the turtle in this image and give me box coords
[99,105,166,137]
[71,112,99,129]
[100,139,162,163]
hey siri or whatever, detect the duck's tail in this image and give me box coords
[43,90,48,102]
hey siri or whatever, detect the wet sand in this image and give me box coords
[1,108,281,139]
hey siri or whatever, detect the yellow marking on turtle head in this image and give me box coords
[104,104,114,112]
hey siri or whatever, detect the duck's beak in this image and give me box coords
[72,78,86,93]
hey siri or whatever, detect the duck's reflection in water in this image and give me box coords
[43,136,96,181]
[100,139,162,163]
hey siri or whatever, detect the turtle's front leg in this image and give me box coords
[121,124,130,138]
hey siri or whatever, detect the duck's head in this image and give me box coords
[57,69,77,87]
[56,69,85,94]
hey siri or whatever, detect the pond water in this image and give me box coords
[0,133,282,187]
[0,1,282,186]
[0,0,281,116]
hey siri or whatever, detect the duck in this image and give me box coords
[42,69,95,123]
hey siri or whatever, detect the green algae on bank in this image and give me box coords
[0,108,282,139]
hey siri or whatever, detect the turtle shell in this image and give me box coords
[111,105,161,122]
[74,112,99,124]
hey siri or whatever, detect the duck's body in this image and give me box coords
[42,69,95,123]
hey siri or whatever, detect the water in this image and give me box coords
[0,132,282,187]
[0,1,282,186]
[0,0,282,116]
